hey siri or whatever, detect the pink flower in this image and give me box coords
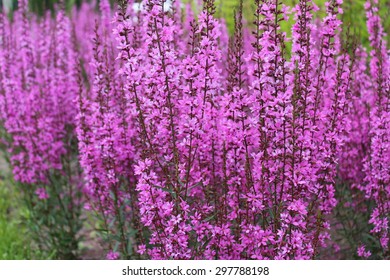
[357,246,372,259]
[106,251,120,260]
[35,188,49,200]
[138,244,147,255]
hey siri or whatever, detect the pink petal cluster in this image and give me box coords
[76,0,359,259]
[0,0,78,183]
[338,0,390,256]
[35,187,49,200]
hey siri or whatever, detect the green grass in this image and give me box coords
[0,180,29,259]
[0,180,52,259]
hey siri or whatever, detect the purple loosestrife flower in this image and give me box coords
[0,0,85,259]
[106,251,120,260]
[339,47,371,187]
[35,187,49,200]
[357,245,372,259]
[360,0,390,255]
[69,0,388,259]
[76,1,140,258]
[1,2,78,184]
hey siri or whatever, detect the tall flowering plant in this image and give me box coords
[75,0,362,259]
[359,0,390,258]
[333,0,390,260]
[0,0,389,260]
[0,0,83,259]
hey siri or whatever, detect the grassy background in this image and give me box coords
[3,0,388,39]
[6,0,385,46]
[0,180,53,259]
[0,181,29,260]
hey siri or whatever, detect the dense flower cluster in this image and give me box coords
[0,0,77,183]
[0,0,86,259]
[360,0,390,256]
[0,0,389,260]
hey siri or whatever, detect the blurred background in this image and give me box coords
[1,0,389,45]
[1,0,85,14]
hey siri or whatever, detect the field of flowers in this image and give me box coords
[0,0,389,260]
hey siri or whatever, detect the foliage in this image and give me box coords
[0,180,53,259]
